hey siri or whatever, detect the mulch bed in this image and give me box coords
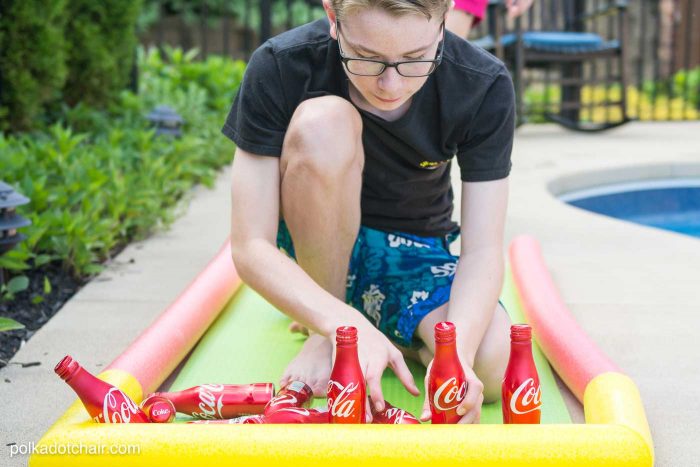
[0,263,84,369]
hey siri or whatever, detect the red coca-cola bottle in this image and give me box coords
[502,324,542,424]
[54,355,149,423]
[188,415,265,424]
[327,326,366,424]
[264,381,313,416]
[140,395,176,423]
[265,407,330,424]
[148,383,274,419]
[188,407,329,424]
[428,322,467,424]
[371,400,420,424]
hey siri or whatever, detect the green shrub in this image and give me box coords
[523,66,700,123]
[0,48,245,278]
[669,67,700,108]
[62,0,142,108]
[137,0,325,34]
[0,0,68,132]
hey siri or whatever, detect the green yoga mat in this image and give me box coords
[169,267,572,424]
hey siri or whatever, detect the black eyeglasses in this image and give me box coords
[335,20,445,77]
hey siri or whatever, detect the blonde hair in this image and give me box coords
[329,0,450,22]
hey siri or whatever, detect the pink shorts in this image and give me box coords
[452,0,488,25]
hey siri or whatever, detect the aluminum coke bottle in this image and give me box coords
[55,355,149,423]
[327,326,366,424]
[146,383,274,419]
[502,324,542,424]
[264,380,313,416]
[428,322,467,424]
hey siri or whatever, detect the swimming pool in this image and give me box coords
[559,179,700,239]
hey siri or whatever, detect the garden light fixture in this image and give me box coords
[146,105,183,138]
[0,181,30,256]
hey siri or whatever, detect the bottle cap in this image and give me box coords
[140,395,176,423]
[510,324,532,341]
[434,321,456,343]
[54,355,80,381]
[336,326,358,344]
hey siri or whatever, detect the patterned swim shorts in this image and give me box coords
[277,220,462,348]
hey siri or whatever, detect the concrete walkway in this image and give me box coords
[503,121,700,467]
[2,122,699,466]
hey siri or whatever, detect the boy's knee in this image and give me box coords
[291,95,361,131]
[283,96,363,175]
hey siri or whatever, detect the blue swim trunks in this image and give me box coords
[277,221,461,348]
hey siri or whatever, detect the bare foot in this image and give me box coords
[280,333,333,397]
[288,321,310,336]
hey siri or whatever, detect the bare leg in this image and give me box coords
[445,9,476,40]
[416,302,510,402]
[278,96,365,392]
[280,96,364,299]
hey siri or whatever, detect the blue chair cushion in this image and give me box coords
[473,32,619,54]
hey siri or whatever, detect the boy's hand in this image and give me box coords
[342,323,420,416]
[454,364,484,424]
[505,0,534,19]
[419,359,485,424]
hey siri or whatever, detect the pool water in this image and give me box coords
[559,179,700,239]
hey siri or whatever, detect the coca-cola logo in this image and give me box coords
[327,380,359,418]
[384,407,407,424]
[101,387,141,423]
[276,407,311,416]
[194,384,224,419]
[509,378,542,415]
[269,393,298,407]
[152,408,170,417]
[432,377,467,411]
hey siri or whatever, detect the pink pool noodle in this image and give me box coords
[509,235,619,402]
[107,239,242,394]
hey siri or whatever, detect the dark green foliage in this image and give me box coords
[137,0,325,33]
[0,0,68,132]
[62,0,143,107]
[0,0,143,131]
[0,48,245,279]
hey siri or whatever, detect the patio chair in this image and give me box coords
[473,0,631,132]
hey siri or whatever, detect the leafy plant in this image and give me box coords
[62,0,143,108]
[0,0,68,132]
[137,0,325,33]
[0,47,245,284]
[0,317,25,332]
[1,276,29,301]
[523,66,700,123]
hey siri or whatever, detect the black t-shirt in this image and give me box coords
[223,18,514,236]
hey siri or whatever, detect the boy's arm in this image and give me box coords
[230,147,349,337]
[230,148,419,407]
[449,177,508,367]
[448,177,508,423]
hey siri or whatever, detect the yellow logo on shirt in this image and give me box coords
[419,159,450,170]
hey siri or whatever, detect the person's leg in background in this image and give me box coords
[445,0,488,40]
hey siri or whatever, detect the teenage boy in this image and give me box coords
[226,0,515,424]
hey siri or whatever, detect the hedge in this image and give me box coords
[0,0,143,132]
